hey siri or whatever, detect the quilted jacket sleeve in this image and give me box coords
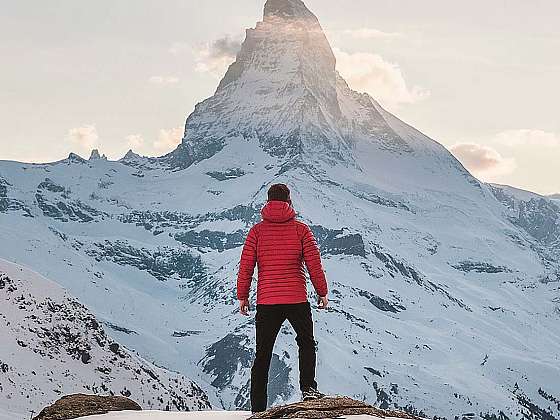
[236,225,258,300]
[301,224,328,297]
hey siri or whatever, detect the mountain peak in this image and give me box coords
[89,149,101,160]
[67,152,86,164]
[160,0,344,170]
[162,0,454,172]
[263,0,315,20]
[89,149,107,161]
[121,149,141,161]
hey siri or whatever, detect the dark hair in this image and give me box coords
[267,183,291,202]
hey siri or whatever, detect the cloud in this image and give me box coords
[149,76,180,85]
[450,143,516,178]
[154,127,183,152]
[66,125,99,152]
[341,28,403,40]
[168,42,190,56]
[125,134,145,150]
[493,129,560,148]
[124,129,183,155]
[333,48,429,110]
[194,36,242,77]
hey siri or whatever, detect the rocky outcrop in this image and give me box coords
[33,394,141,420]
[89,149,107,161]
[249,396,422,419]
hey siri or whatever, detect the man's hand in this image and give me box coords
[239,298,250,316]
[317,295,328,310]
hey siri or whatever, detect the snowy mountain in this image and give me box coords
[1,0,559,419]
[489,184,560,281]
[0,259,211,419]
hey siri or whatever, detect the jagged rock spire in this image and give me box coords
[89,149,107,161]
[89,149,101,160]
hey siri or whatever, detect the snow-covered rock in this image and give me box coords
[0,259,211,418]
[90,150,108,161]
[1,0,560,419]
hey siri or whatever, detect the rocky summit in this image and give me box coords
[249,396,421,419]
[1,0,560,419]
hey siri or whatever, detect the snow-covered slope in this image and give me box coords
[1,0,560,419]
[79,411,402,420]
[0,259,211,418]
[82,413,252,420]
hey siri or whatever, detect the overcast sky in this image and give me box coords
[1,0,559,194]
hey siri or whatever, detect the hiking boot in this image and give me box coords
[302,386,326,401]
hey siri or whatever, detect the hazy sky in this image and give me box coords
[1,0,559,194]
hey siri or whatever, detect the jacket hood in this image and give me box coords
[261,200,296,223]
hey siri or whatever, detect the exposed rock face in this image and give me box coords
[490,183,560,280]
[249,396,421,419]
[89,149,102,160]
[490,184,560,245]
[33,394,141,420]
[89,149,107,161]
[66,153,87,164]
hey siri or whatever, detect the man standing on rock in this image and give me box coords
[236,183,329,413]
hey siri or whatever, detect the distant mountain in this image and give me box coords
[489,184,560,277]
[0,258,210,418]
[1,0,559,419]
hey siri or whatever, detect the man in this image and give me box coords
[236,183,329,413]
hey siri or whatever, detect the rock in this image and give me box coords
[89,149,107,161]
[249,396,422,419]
[80,351,91,364]
[66,153,87,164]
[33,394,141,420]
[89,149,101,160]
[108,342,120,354]
[121,149,141,161]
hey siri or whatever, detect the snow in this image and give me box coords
[0,408,21,420]
[82,412,251,420]
[489,183,544,201]
[80,411,391,420]
[0,258,210,418]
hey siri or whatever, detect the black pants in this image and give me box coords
[250,301,318,413]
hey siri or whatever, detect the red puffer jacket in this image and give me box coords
[236,200,328,305]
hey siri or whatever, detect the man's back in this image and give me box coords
[237,200,328,305]
[237,184,329,413]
